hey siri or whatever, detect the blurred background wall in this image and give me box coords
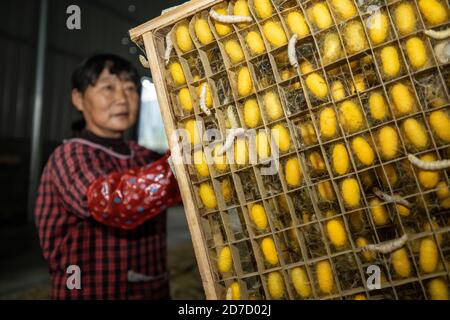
[0,0,203,299]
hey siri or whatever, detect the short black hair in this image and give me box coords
[71,53,141,94]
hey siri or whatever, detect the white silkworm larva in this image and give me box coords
[164,31,173,66]
[200,83,211,116]
[361,234,408,254]
[424,28,450,40]
[434,40,450,64]
[227,105,239,128]
[408,154,450,170]
[288,34,299,69]
[209,9,252,23]
[373,187,412,208]
[217,128,246,156]
[139,55,150,69]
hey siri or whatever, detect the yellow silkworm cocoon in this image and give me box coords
[309,2,333,30]
[322,32,343,65]
[176,24,193,52]
[356,237,376,262]
[428,278,449,300]
[234,0,251,28]
[343,21,368,54]
[406,37,428,69]
[436,181,450,200]
[300,60,314,74]
[254,0,273,19]
[429,110,450,142]
[250,203,268,230]
[368,11,389,45]
[299,122,317,145]
[378,164,398,188]
[264,91,283,121]
[285,157,303,187]
[262,21,287,47]
[402,118,429,149]
[395,3,417,35]
[245,31,266,55]
[237,66,253,97]
[396,203,411,217]
[370,198,389,226]
[243,98,261,128]
[267,271,284,299]
[185,119,200,145]
[225,40,245,64]
[418,0,448,25]
[178,87,193,111]
[217,246,232,273]
[169,61,186,85]
[316,260,334,294]
[331,0,357,20]
[419,237,439,273]
[341,178,360,207]
[332,143,350,175]
[287,11,310,38]
[196,82,213,107]
[309,151,326,172]
[352,136,375,166]
[318,181,335,201]
[331,80,346,101]
[418,153,440,189]
[271,124,291,153]
[381,46,401,78]
[213,144,228,172]
[320,107,337,139]
[199,182,217,209]
[194,18,213,45]
[369,91,389,121]
[391,83,414,115]
[378,126,399,159]
[228,282,241,300]
[350,74,366,94]
[391,248,411,278]
[234,138,248,165]
[214,8,232,36]
[291,267,312,298]
[354,294,367,300]
[339,100,364,133]
[256,130,271,160]
[305,73,328,99]
[326,219,347,247]
[221,178,232,202]
[194,150,210,177]
[261,237,279,265]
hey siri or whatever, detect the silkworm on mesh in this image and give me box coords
[164,31,173,66]
[288,34,299,69]
[200,83,211,116]
[434,40,450,64]
[424,28,450,40]
[139,55,150,69]
[361,234,408,254]
[372,187,412,208]
[209,9,252,24]
[408,154,450,170]
[217,128,246,156]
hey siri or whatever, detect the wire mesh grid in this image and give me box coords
[149,0,450,300]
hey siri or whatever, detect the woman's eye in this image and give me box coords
[103,85,114,91]
[125,85,137,93]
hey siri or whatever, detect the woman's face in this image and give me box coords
[72,68,140,138]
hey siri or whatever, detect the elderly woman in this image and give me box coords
[34,54,181,300]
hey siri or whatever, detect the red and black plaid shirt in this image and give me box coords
[34,136,175,300]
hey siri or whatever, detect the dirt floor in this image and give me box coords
[0,243,205,300]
